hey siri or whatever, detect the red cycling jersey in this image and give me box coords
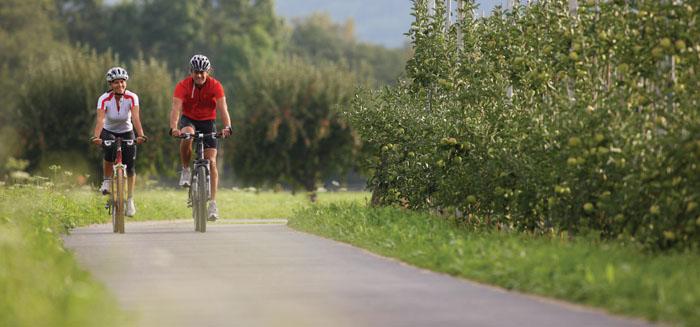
[173,76,225,121]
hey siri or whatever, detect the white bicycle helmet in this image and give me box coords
[190,54,211,72]
[105,67,129,82]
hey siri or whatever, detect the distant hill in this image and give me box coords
[274,0,507,49]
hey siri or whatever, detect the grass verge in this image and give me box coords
[66,188,370,221]
[0,187,128,327]
[289,203,700,326]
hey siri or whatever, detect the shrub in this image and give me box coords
[347,0,700,250]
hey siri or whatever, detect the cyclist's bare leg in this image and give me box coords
[127,175,135,198]
[103,160,114,178]
[204,148,218,201]
[179,126,195,167]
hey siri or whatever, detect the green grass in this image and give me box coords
[0,187,128,327]
[289,203,700,326]
[67,188,370,221]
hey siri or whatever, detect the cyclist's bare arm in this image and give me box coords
[131,105,147,144]
[92,109,106,145]
[216,96,232,136]
[170,97,184,137]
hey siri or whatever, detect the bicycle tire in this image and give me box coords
[195,166,208,233]
[114,168,126,234]
[192,172,201,232]
[111,181,117,233]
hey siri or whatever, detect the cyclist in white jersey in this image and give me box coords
[90,67,148,217]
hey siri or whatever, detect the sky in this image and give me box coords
[275,0,505,48]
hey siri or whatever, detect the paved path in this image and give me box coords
[63,220,652,327]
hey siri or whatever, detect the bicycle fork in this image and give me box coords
[105,162,128,212]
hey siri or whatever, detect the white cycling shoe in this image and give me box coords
[126,198,136,217]
[179,168,191,187]
[99,179,111,195]
[208,201,218,221]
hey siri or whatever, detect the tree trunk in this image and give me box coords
[303,175,317,203]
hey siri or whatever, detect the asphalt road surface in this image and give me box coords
[63,220,652,327]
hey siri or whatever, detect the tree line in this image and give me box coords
[0,0,409,192]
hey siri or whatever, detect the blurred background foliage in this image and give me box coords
[0,0,408,191]
[232,56,361,192]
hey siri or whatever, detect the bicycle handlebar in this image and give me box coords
[103,139,135,147]
[176,132,224,140]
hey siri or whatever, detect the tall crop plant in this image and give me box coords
[15,46,175,179]
[231,56,361,194]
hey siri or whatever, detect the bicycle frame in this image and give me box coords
[179,132,219,232]
[103,138,134,234]
[181,132,216,202]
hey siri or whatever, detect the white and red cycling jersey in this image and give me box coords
[96,90,139,133]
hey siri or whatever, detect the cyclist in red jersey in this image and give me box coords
[169,54,232,221]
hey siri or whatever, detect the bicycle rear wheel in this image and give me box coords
[195,166,208,233]
[113,168,126,234]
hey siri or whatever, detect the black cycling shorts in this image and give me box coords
[178,115,217,149]
[101,129,136,176]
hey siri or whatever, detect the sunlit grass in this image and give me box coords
[67,188,370,221]
[0,187,128,327]
[289,203,700,326]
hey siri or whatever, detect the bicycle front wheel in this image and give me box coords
[195,166,208,233]
[113,168,126,233]
[191,172,200,232]
[111,182,117,233]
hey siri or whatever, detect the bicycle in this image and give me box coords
[177,132,222,233]
[102,137,134,234]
